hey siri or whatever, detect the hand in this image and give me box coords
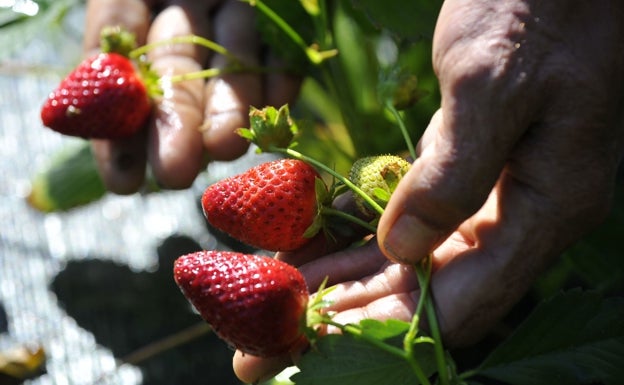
[83,0,300,193]
[233,0,624,382]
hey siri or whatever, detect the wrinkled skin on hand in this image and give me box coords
[233,0,624,383]
[83,0,300,193]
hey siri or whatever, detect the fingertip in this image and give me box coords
[232,350,292,384]
[201,108,250,161]
[83,0,150,53]
[378,213,449,265]
[91,137,147,195]
[146,104,206,189]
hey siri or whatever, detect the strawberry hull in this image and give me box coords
[173,251,309,357]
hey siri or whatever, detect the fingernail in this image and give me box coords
[382,215,443,264]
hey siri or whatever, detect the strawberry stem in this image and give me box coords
[413,256,450,385]
[241,0,338,65]
[269,146,385,216]
[320,206,377,233]
[386,101,417,161]
[129,35,241,65]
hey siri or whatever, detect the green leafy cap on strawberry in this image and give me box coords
[99,25,137,57]
[238,104,298,152]
[100,25,162,99]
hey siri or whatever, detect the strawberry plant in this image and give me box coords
[10,0,624,384]
[177,1,624,384]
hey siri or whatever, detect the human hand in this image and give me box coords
[376,0,624,346]
[83,0,300,193]
[233,0,624,382]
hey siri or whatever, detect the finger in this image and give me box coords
[429,169,612,348]
[414,108,441,157]
[263,53,303,107]
[294,240,388,293]
[83,0,151,54]
[91,133,148,194]
[275,193,376,268]
[376,2,537,264]
[322,261,418,314]
[330,292,417,332]
[232,328,309,383]
[202,0,261,160]
[275,232,356,268]
[232,350,292,385]
[84,0,152,193]
[145,2,213,188]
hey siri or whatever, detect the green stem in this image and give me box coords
[402,259,432,383]
[167,68,223,83]
[415,257,449,385]
[458,368,479,381]
[165,64,268,84]
[321,206,376,233]
[244,0,308,52]
[404,263,430,352]
[270,146,385,216]
[386,101,417,160]
[241,0,336,65]
[121,322,211,365]
[425,297,448,385]
[129,35,238,63]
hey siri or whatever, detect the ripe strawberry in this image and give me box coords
[348,154,411,217]
[173,250,309,357]
[40,52,152,139]
[202,158,325,251]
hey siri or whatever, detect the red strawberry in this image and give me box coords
[173,250,309,357]
[201,158,325,251]
[40,52,152,139]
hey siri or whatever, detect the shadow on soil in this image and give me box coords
[50,234,243,385]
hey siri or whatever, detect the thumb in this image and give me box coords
[377,108,514,264]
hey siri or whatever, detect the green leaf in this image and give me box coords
[292,333,435,385]
[349,0,442,42]
[254,0,314,72]
[473,289,624,385]
[244,105,297,152]
[358,318,410,341]
[372,187,391,203]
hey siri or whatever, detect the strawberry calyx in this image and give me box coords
[99,26,137,57]
[97,26,163,99]
[303,277,337,345]
[238,104,298,152]
[302,176,331,239]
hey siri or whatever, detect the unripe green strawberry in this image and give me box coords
[348,155,411,217]
[201,158,326,251]
[173,250,309,357]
